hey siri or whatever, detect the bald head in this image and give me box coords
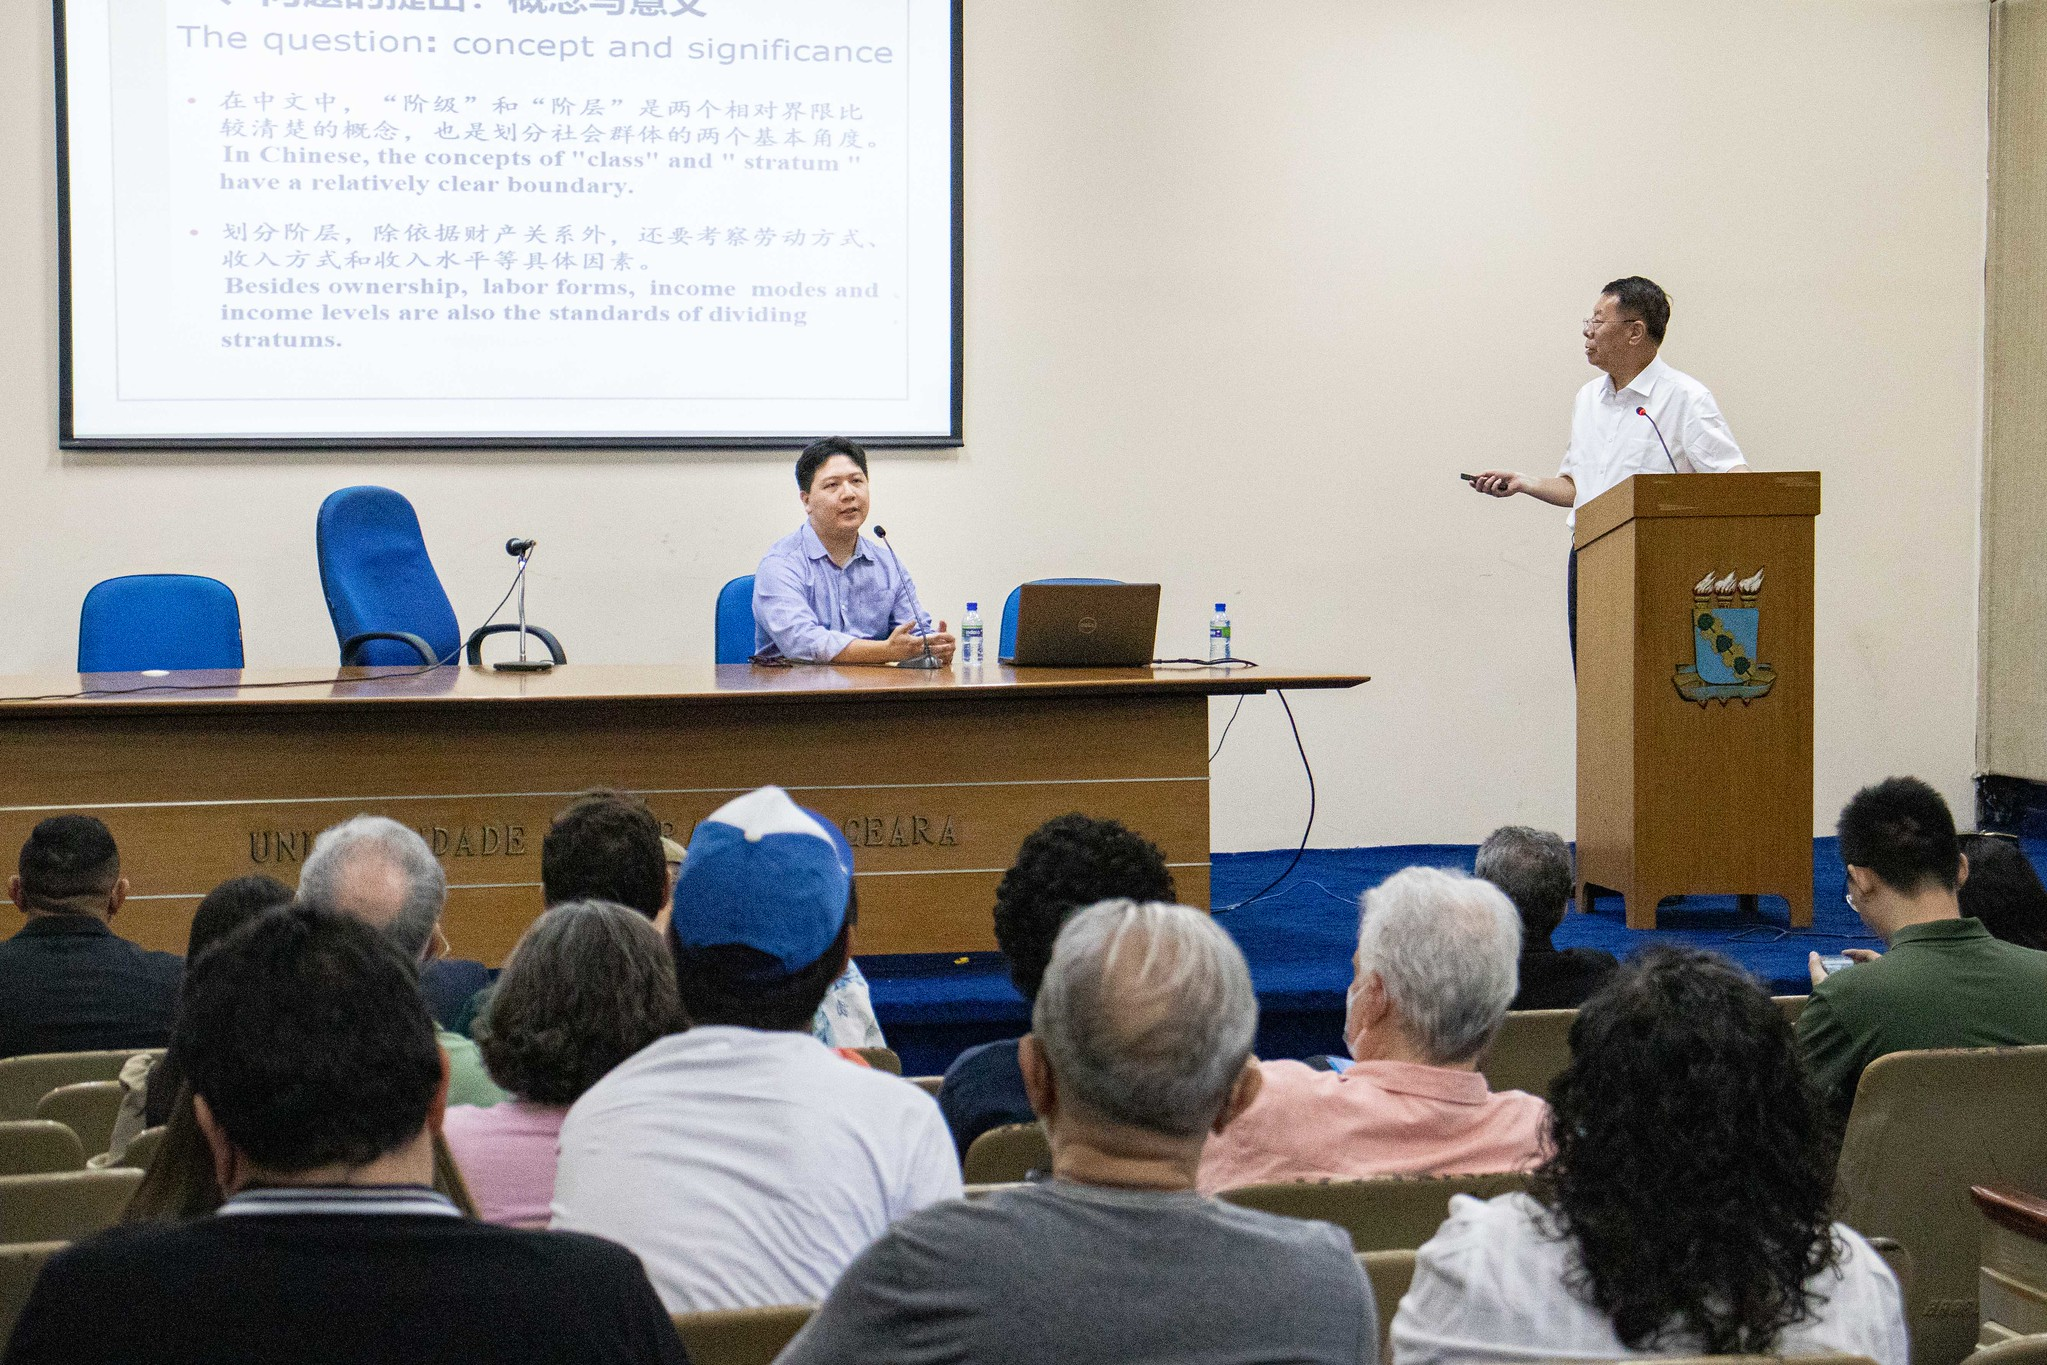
[1033,899,1257,1138]
[296,816,446,961]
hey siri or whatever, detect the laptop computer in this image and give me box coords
[1004,583,1161,667]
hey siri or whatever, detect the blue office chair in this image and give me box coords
[315,486,564,667]
[714,575,756,664]
[998,578,1123,661]
[77,575,245,673]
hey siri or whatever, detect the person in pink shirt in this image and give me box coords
[1197,866,1547,1194]
[444,899,684,1227]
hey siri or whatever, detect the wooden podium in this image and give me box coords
[1573,472,1820,929]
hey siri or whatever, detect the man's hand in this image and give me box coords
[1469,471,1577,507]
[883,619,957,664]
[1807,947,1880,987]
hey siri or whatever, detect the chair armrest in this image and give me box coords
[340,631,438,666]
[464,624,567,666]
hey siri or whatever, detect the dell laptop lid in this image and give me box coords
[1005,583,1161,667]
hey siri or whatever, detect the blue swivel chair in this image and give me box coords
[315,486,564,667]
[998,578,1123,661]
[77,575,245,673]
[714,575,757,664]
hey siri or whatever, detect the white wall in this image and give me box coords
[0,0,1988,850]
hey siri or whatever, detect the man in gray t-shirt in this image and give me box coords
[779,899,1376,1365]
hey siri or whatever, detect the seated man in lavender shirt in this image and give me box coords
[444,899,683,1227]
[752,436,957,666]
[1197,866,1548,1193]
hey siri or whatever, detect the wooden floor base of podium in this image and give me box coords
[1576,881,1813,931]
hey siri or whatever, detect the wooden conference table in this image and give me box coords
[0,661,1368,964]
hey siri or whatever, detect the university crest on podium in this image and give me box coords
[1675,569,1776,706]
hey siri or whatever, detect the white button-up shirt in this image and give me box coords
[1560,355,1746,527]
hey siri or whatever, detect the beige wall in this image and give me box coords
[0,1,1989,851]
[1982,0,2047,783]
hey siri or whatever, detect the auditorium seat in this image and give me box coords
[77,574,244,673]
[1834,1045,2047,1365]
[0,1123,85,1177]
[714,575,756,664]
[1358,1249,1414,1360]
[105,1124,164,1173]
[34,1082,122,1159]
[908,1075,943,1098]
[1477,1008,1575,1100]
[1972,1186,2047,1344]
[0,1051,157,1122]
[315,484,564,667]
[1218,1171,1532,1253]
[0,1169,143,1243]
[962,1121,1050,1184]
[671,1304,814,1365]
[1964,1338,2047,1364]
[0,1241,66,1345]
[852,1046,902,1075]
[1775,994,1811,1023]
[997,578,1121,661]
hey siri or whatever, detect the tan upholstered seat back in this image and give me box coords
[962,1122,1051,1185]
[1834,1045,2047,1365]
[0,1241,67,1347]
[671,1304,814,1365]
[34,1082,124,1159]
[1477,1010,1575,1100]
[1219,1171,1532,1252]
[0,1122,87,1177]
[851,1047,902,1075]
[1358,1249,1415,1360]
[0,1168,144,1244]
[110,1124,166,1172]
[0,1051,154,1122]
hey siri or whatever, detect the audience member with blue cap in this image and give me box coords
[551,786,962,1313]
[661,788,885,1053]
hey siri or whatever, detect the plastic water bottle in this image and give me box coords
[1208,603,1232,662]
[960,602,984,667]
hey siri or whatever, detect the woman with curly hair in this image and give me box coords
[1391,946,1906,1364]
[443,899,684,1227]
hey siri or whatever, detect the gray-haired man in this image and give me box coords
[1475,825,1617,1010]
[1198,866,1547,1192]
[778,899,1376,1365]
[298,815,506,1107]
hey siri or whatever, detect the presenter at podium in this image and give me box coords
[752,436,957,666]
[1468,276,1749,661]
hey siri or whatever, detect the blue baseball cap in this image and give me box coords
[669,786,852,975]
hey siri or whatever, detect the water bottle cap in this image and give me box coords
[966,602,978,611]
[1214,603,1227,612]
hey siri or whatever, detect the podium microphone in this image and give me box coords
[505,537,537,557]
[871,525,942,670]
[1635,407,1680,473]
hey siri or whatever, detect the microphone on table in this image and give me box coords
[1635,407,1680,472]
[495,536,553,673]
[871,525,942,670]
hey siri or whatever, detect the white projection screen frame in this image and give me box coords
[57,0,961,448]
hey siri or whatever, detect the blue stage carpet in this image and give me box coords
[865,837,2047,1077]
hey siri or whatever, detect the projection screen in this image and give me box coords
[57,0,961,447]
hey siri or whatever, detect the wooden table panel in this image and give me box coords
[0,663,1361,961]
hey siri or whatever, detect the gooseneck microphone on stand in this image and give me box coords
[871,525,942,670]
[495,537,553,673]
[1635,406,1681,472]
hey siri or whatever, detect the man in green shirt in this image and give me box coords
[1799,777,2047,1125]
